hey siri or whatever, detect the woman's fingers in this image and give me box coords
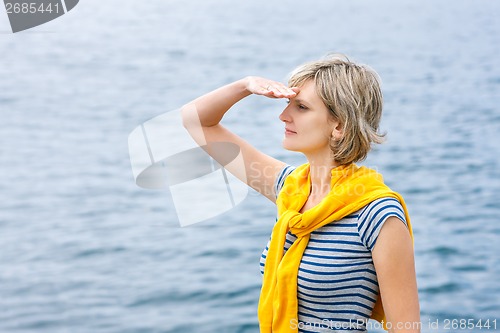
[247,76,297,98]
[263,82,297,98]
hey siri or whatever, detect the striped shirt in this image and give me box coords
[260,165,409,333]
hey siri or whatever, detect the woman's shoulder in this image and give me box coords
[358,197,407,224]
[356,197,408,250]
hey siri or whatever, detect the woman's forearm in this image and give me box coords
[187,78,251,127]
[184,76,298,128]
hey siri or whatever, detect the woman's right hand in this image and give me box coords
[244,76,299,99]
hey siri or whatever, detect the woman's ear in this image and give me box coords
[331,121,343,141]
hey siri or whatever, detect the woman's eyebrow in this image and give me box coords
[293,98,310,106]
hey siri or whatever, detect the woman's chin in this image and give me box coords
[282,142,301,152]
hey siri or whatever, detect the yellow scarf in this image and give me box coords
[258,163,413,332]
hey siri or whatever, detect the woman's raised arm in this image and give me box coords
[181,77,298,202]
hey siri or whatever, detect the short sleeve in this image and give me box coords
[357,197,408,251]
[274,165,296,199]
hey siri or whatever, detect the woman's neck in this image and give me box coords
[307,156,339,198]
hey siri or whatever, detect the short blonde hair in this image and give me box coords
[288,54,385,165]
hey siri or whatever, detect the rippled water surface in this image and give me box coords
[1,0,499,332]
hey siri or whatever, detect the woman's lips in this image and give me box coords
[285,128,297,135]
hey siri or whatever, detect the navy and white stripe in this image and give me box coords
[274,164,296,199]
[260,165,409,333]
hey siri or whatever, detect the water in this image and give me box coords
[1,0,499,332]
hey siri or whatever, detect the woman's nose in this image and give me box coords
[279,105,292,122]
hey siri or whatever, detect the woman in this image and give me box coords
[182,54,420,333]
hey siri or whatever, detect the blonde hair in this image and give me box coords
[288,54,385,165]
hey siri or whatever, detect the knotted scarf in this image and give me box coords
[258,163,413,332]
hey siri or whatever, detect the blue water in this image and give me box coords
[1,0,499,332]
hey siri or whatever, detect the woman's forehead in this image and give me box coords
[293,80,321,102]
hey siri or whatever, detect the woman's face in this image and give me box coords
[279,80,339,157]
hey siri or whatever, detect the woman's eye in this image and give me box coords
[285,99,307,110]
